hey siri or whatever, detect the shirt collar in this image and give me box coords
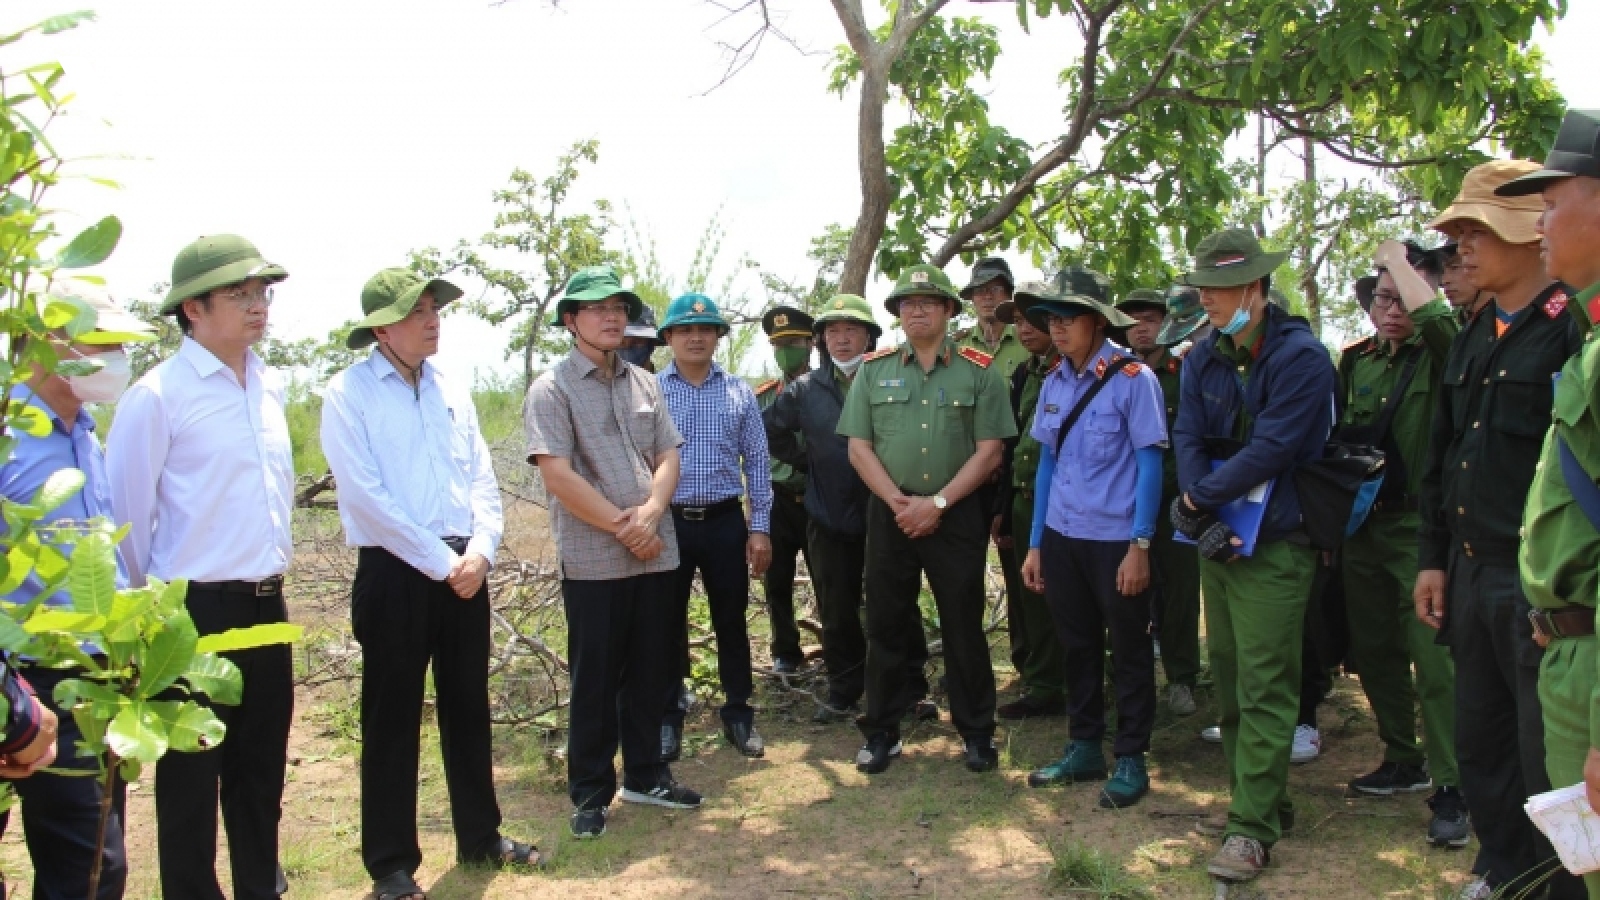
[898,339,955,367]
[1060,338,1122,378]
[7,385,94,435]
[662,360,725,383]
[178,337,264,382]
[367,346,440,384]
[1578,282,1600,334]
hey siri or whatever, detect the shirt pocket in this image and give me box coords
[868,389,910,435]
[1442,367,1472,435]
[1084,409,1125,460]
[1490,363,1558,440]
[937,387,976,433]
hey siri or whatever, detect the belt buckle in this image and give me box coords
[1529,608,1559,642]
[256,577,281,597]
[682,507,706,522]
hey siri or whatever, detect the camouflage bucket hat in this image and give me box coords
[1014,270,1132,331]
[1116,288,1168,317]
[885,264,961,317]
[658,293,730,337]
[162,234,288,314]
[549,265,644,327]
[1155,285,1205,346]
[1180,228,1288,288]
[813,293,882,338]
[348,268,464,350]
[959,256,1014,299]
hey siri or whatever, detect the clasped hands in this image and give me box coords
[890,493,942,539]
[1170,494,1243,564]
[613,500,666,561]
[0,698,57,779]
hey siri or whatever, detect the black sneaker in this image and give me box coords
[963,736,998,773]
[1427,786,1471,848]
[620,779,703,809]
[570,806,608,839]
[1348,761,1431,796]
[855,733,902,774]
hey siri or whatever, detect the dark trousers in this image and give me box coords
[664,507,755,726]
[764,491,811,664]
[563,573,674,809]
[1041,530,1157,756]
[860,495,995,741]
[351,548,503,882]
[3,665,127,900]
[157,586,293,900]
[806,520,932,707]
[1444,552,1583,897]
[1152,501,1202,687]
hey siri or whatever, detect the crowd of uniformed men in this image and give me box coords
[4,110,1600,898]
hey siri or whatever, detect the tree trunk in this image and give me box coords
[1299,134,1322,337]
[839,58,891,296]
[1253,114,1268,239]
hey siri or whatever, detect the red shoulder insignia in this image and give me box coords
[1166,357,1181,375]
[957,346,994,368]
[862,346,897,363]
[755,379,781,396]
[1043,357,1063,375]
[1545,289,1570,319]
[1121,361,1142,378]
[1094,357,1108,378]
[1341,336,1372,353]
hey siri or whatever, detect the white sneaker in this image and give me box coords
[1290,725,1321,764]
[1199,725,1221,743]
[1455,877,1493,900]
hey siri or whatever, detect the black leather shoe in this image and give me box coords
[963,736,999,772]
[723,721,765,757]
[855,732,902,774]
[661,723,682,762]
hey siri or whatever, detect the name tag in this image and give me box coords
[879,379,905,388]
[1043,404,1060,414]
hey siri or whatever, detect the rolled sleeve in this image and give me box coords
[1127,368,1170,450]
[835,375,874,440]
[524,375,573,462]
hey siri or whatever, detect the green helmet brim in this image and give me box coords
[347,278,464,349]
[161,259,288,314]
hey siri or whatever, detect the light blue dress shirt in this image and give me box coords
[658,362,772,533]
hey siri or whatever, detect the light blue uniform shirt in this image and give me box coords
[1,387,130,611]
[1031,340,1168,541]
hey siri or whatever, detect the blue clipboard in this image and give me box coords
[1174,459,1276,557]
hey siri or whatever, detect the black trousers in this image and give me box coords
[351,548,503,882]
[563,572,674,809]
[1444,552,1583,897]
[764,490,811,665]
[1041,530,1157,757]
[860,495,995,741]
[664,508,755,726]
[2,665,127,900]
[806,521,932,708]
[157,586,293,900]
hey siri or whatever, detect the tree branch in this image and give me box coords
[1095,0,1224,120]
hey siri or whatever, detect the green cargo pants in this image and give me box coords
[1203,539,1315,846]
[1154,504,1202,687]
[1539,633,1600,898]
[1342,512,1459,786]
[1003,491,1067,705]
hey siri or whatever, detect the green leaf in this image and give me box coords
[40,298,78,329]
[182,653,242,705]
[0,609,29,653]
[104,586,158,643]
[38,11,96,34]
[67,531,115,617]
[105,701,167,764]
[22,609,105,633]
[7,402,51,438]
[194,623,303,655]
[30,467,83,515]
[32,544,67,587]
[157,578,187,615]
[55,216,120,269]
[154,700,225,752]
[71,704,108,757]
[136,610,198,699]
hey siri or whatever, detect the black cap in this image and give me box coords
[960,257,1014,298]
[761,305,814,338]
[1496,108,1600,197]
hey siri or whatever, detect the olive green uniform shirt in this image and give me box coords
[1148,348,1183,499]
[1216,323,1263,440]
[958,324,1030,380]
[837,339,1017,493]
[1338,300,1458,500]
[757,374,806,493]
[1011,353,1061,493]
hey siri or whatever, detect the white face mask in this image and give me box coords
[67,350,133,404]
[834,353,866,376]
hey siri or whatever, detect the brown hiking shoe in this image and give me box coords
[1208,835,1269,882]
[1196,808,1292,837]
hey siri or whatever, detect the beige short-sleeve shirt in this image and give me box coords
[524,349,682,580]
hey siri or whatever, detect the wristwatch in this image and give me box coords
[1132,537,1152,550]
[933,494,948,510]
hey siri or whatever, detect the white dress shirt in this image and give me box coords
[106,338,295,585]
[320,350,502,581]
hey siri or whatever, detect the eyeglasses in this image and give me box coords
[579,302,631,318]
[897,297,947,312]
[214,284,274,309]
[1046,313,1084,326]
[1371,291,1403,310]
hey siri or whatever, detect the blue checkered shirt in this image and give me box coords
[658,362,772,533]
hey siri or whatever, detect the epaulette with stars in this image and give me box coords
[755,379,782,396]
[862,345,898,363]
[1545,288,1571,319]
[1042,356,1063,375]
[1341,336,1377,358]
[957,346,994,368]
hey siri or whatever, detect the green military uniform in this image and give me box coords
[1337,299,1460,789]
[838,265,1017,745]
[1147,347,1202,688]
[1005,348,1069,708]
[758,305,816,670]
[957,325,1030,382]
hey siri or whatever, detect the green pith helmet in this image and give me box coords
[884,263,961,317]
[960,256,1014,298]
[657,293,730,337]
[1116,288,1168,317]
[162,234,288,314]
[348,268,464,349]
[549,264,643,327]
[812,293,882,339]
[1155,285,1205,346]
[1180,227,1288,288]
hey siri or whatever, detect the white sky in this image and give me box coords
[10,1,1599,380]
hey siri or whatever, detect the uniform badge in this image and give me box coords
[834,299,845,309]
[879,378,904,388]
[692,300,706,313]
[957,346,993,368]
[774,313,788,328]
[1044,404,1060,414]
[1121,362,1141,378]
[1545,289,1570,319]
[911,271,930,284]
[1094,358,1107,378]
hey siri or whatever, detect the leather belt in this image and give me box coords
[189,575,283,597]
[672,497,743,522]
[1529,606,1597,642]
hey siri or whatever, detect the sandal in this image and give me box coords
[372,870,426,900]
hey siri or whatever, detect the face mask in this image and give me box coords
[617,345,655,368]
[1219,289,1258,336]
[834,353,865,377]
[66,350,132,404]
[773,345,810,376]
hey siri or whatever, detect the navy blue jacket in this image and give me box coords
[763,364,871,537]
[1174,304,1336,544]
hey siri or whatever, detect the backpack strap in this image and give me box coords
[1053,363,1124,457]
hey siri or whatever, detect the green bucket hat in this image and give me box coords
[161,234,287,314]
[549,265,644,327]
[658,293,730,337]
[959,256,1014,299]
[347,268,464,349]
[1180,228,1287,288]
[1155,285,1205,346]
[1116,288,1168,317]
[885,264,961,317]
[812,293,882,339]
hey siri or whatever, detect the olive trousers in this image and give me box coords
[1004,492,1067,705]
[1153,503,1202,688]
[1539,634,1600,898]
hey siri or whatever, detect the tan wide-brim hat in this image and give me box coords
[1427,159,1544,245]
